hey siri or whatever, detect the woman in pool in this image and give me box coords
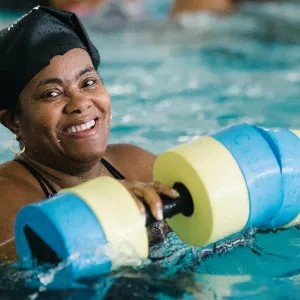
[0,6,178,259]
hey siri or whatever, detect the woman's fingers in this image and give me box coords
[132,194,146,224]
[134,185,163,221]
[152,181,180,198]
[120,179,180,223]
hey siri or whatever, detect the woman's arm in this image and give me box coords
[104,143,157,182]
[0,177,41,244]
[105,144,179,222]
[0,177,43,262]
[0,238,17,262]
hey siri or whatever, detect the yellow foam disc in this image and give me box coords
[153,136,250,246]
[60,176,148,268]
[290,129,300,138]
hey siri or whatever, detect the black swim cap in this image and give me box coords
[0,6,100,110]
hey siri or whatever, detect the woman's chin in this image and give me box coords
[60,137,108,162]
[67,147,107,163]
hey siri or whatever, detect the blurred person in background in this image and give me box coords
[0,0,249,18]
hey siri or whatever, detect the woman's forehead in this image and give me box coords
[34,49,94,83]
[47,48,93,74]
[20,49,96,97]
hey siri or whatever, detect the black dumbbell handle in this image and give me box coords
[145,182,194,226]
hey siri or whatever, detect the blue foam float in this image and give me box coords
[212,124,283,228]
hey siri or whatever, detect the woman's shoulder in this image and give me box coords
[106,143,156,157]
[104,144,157,182]
[0,160,29,183]
[0,161,42,203]
[0,161,43,242]
[0,161,21,184]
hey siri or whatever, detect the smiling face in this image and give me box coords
[16,48,111,167]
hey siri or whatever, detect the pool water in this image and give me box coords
[1,1,300,299]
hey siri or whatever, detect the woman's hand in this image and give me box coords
[120,179,180,224]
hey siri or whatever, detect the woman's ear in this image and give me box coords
[0,110,21,135]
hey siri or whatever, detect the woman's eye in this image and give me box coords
[49,91,60,97]
[43,91,60,98]
[84,79,97,88]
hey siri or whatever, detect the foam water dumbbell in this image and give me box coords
[14,123,300,289]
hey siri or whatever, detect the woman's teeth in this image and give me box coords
[67,119,95,133]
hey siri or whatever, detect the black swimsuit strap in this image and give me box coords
[14,159,57,197]
[14,158,125,198]
[100,158,126,180]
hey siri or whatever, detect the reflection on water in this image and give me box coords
[1,1,300,299]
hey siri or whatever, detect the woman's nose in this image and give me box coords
[64,93,92,115]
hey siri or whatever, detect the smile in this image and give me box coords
[66,119,96,133]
